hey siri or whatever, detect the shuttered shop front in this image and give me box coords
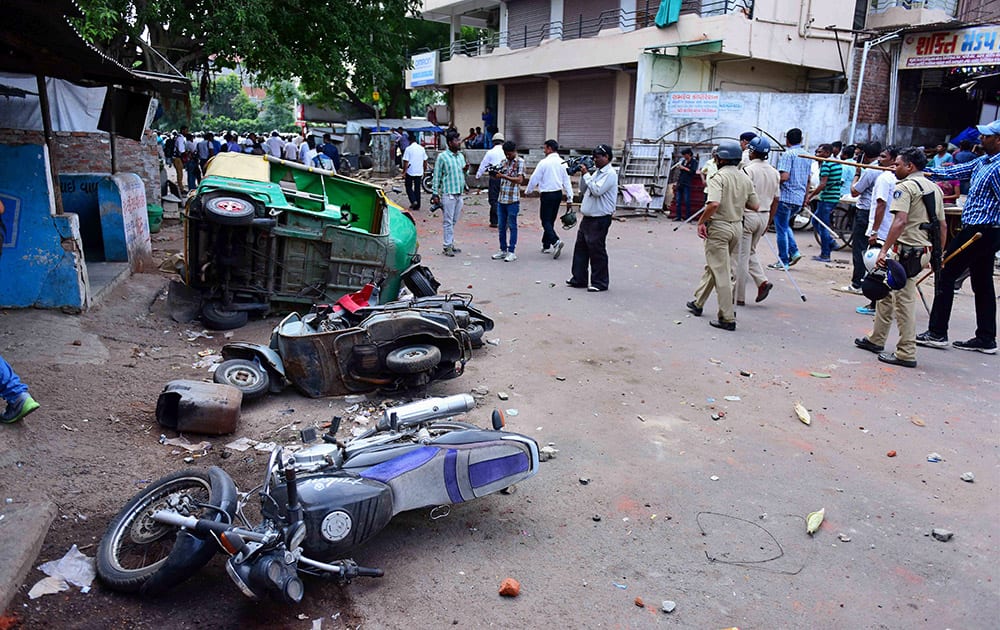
[504,82,547,149]
[557,76,614,149]
[506,0,552,49]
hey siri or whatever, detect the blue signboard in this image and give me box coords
[411,51,439,88]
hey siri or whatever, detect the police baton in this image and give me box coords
[915,232,982,286]
[672,206,705,231]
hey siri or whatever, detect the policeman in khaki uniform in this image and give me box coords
[686,140,760,330]
[854,147,946,368]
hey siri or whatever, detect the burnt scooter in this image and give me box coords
[96,395,539,603]
[213,286,486,401]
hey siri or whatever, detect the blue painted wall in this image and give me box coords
[0,144,87,309]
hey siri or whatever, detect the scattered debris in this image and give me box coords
[612,582,627,589]
[500,485,516,495]
[579,478,590,485]
[723,395,741,402]
[183,329,214,341]
[910,417,926,427]
[709,358,723,365]
[661,600,677,613]
[838,533,852,542]
[927,452,943,463]
[809,372,831,379]
[505,409,519,416]
[539,445,558,461]
[711,414,722,421]
[498,577,521,597]
[710,475,720,481]
[960,472,975,483]
[634,597,644,608]
[470,386,490,396]
[931,528,953,542]
[497,392,509,401]
[28,545,95,600]
[637,414,645,422]
[555,376,566,381]
[593,515,602,522]
[225,437,256,452]
[887,450,897,457]
[486,338,500,346]
[806,508,825,535]
[794,402,811,425]
[60,424,79,432]
[161,436,212,452]
[739,370,752,377]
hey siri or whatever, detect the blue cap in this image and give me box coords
[975,120,1000,136]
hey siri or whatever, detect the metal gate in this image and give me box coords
[557,76,615,149]
[616,140,674,216]
[504,81,547,149]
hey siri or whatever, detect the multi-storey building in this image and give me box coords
[410,0,859,151]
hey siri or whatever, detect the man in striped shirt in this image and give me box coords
[432,130,469,256]
[916,119,1000,355]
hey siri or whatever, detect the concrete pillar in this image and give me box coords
[635,53,653,139]
[499,3,509,47]
[551,0,563,40]
[612,71,632,148]
[546,79,560,141]
[620,0,636,31]
[497,84,507,135]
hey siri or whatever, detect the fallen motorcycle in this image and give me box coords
[96,394,539,603]
[213,286,493,400]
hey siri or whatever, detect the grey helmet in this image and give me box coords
[715,140,742,161]
[748,135,771,156]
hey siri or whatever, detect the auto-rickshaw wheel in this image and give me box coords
[202,193,257,226]
[201,302,249,330]
[385,345,441,374]
[213,359,269,400]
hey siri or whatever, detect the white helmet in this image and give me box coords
[863,247,891,272]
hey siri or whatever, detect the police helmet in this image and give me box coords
[715,140,742,161]
[748,136,771,156]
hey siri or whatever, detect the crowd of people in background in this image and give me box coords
[157,127,345,195]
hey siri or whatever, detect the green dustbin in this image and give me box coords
[147,203,164,233]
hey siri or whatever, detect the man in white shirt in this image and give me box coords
[265,131,285,158]
[283,137,300,161]
[402,134,428,211]
[476,133,506,227]
[525,139,574,259]
[856,146,899,315]
[566,144,619,292]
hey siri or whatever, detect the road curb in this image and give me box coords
[0,500,58,613]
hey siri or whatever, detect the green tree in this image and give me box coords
[74,0,422,110]
[257,82,299,133]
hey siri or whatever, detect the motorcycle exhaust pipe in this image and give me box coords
[378,394,476,431]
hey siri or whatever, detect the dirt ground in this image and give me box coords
[1,185,998,629]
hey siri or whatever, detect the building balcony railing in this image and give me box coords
[428,0,753,62]
[868,0,958,17]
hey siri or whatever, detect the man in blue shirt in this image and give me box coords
[916,120,1000,354]
[769,128,809,268]
[321,134,341,173]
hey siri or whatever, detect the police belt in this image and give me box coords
[891,243,929,254]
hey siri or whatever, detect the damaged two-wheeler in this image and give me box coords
[96,394,539,603]
[213,285,494,401]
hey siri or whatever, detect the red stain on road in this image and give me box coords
[616,497,643,517]
[893,566,925,585]
[786,437,816,452]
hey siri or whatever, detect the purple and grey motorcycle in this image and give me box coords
[96,394,538,603]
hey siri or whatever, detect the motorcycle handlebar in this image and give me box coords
[377,394,476,431]
[153,510,266,543]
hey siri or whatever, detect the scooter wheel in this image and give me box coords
[96,470,214,592]
[201,301,249,330]
[213,358,270,401]
[403,266,439,298]
[467,323,485,348]
[421,173,433,194]
[385,344,441,374]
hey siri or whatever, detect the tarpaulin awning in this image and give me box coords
[346,118,443,134]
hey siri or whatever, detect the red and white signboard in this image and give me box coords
[901,25,1000,69]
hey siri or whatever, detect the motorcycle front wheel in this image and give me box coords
[96,470,215,592]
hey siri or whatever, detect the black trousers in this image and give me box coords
[927,225,1000,341]
[539,191,563,249]
[487,177,501,226]
[850,209,870,287]
[570,215,612,290]
[404,174,422,209]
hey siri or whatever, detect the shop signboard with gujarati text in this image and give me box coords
[901,25,1000,69]
[667,92,721,119]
